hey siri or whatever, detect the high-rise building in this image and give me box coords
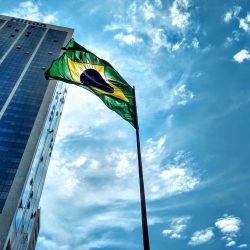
[0,15,73,250]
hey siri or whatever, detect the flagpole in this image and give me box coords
[133,86,150,250]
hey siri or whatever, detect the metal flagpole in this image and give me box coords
[133,86,150,250]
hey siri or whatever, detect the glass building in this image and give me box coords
[0,15,73,250]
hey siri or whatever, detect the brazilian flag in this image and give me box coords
[45,39,135,127]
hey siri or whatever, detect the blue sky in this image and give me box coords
[1,0,250,249]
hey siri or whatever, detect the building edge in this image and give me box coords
[0,15,74,34]
[0,15,73,249]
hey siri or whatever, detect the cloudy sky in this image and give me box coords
[1,0,250,249]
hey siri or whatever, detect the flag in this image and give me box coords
[45,39,135,127]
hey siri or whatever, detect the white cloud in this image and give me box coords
[224,12,233,23]
[2,1,57,24]
[233,6,242,16]
[114,33,143,45]
[162,216,191,239]
[151,82,194,112]
[215,215,242,247]
[154,0,163,8]
[141,2,156,20]
[43,14,57,24]
[170,0,191,29]
[104,0,198,53]
[115,151,136,177]
[188,228,214,246]
[238,244,248,248]
[171,38,186,51]
[191,37,199,48]
[173,83,195,105]
[89,159,99,169]
[144,136,166,162]
[56,125,92,142]
[233,49,250,63]
[43,131,199,230]
[172,42,181,51]
[55,85,117,142]
[224,30,240,47]
[239,16,250,32]
[226,241,236,247]
[223,6,241,23]
[104,23,124,32]
[38,144,142,249]
[75,237,137,250]
[151,28,170,53]
[148,216,165,226]
[38,210,140,250]
[45,156,79,198]
[223,6,250,34]
[215,215,241,236]
[72,156,87,168]
[166,114,174,127]
[159,166,198,194]
[127,1,137,18]
[151,185,159,193]
[37,236,67,250]
[146,148,199,199]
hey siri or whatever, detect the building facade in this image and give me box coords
[0,15,73,250]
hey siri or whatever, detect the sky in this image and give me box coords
[1,0,250,249]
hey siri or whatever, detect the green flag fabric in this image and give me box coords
[45,39,135,127]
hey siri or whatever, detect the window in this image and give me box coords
[19,200,23,208]
[5,240,11,250]
[29,190,33,199]
[29,178,33,186]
